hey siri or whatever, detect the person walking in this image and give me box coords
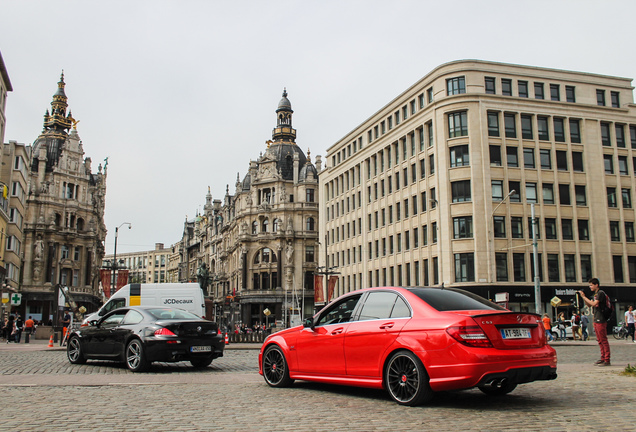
[571,312,581,341]
[625,305,635,343]
[579,278,611,366]
[580,313,589,341]
[557,312,567,341]
[24,316,34,341]
[5,315,15,343]
[542,314,553,342]
[14,314,23,343]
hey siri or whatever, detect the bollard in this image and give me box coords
[53,332,58,344]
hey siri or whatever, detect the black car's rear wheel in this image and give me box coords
[262,345,294,387]
[67,336,86,364]
[385,351,433,406]
[125,339,150,372]
[190,357,214,368]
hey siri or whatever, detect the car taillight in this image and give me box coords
[154,328,177,337]
[446,325,493,348]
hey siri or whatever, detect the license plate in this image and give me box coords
[501,328,531,339]
[190,346,212,353]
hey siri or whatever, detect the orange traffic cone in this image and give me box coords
[48,335,54,348]
[224,333,229,345]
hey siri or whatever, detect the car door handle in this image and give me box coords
[331,328,344,335]
[379,323,394,329]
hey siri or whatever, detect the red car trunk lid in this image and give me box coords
[469,312,545,349]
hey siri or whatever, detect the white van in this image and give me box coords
[84,283,206,324]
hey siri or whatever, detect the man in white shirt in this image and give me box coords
[625,305,635,343]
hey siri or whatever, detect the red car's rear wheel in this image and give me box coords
[385,351,433,406]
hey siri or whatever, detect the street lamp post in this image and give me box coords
[488,190,515,283]
[112,222,132,296]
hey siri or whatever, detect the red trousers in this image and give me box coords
[594,322,611,362]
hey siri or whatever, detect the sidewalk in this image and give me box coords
[0,337,261,352]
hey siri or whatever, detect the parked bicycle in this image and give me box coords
[613,321,628,340]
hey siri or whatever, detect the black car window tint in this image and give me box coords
[122,310,144,325]
[410,288,506,312]
[358,292,398,321]
[390,296,411,318]
[103,313,126,326]
[317,295,361,326]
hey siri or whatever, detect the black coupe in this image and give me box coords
[67,306,224,372]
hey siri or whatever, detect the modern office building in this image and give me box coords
[103,242,172,285]
[320,59,636,314]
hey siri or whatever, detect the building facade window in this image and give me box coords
[453,216,473,239]
[488,111,500,137]
[521,115,533,139]
[447,76,466,95]
[448,111,468,137]
[565,85,576,103]
[451,180,471,202]
[454,253,475,282]
[485,76,496,94]
[550,84,560,101]
[504,113,516,138]
[450,145,470,167]
[597,89,606,106]
[502,79,512,96]
[496,253,508,281]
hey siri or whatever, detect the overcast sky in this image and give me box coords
[2,0,636,254]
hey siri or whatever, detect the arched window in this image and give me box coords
[252,221,258,234]
[253,248,278,264]
[306,217,315,231]
[262,218,269,233]
[273,218,280,233]
[77,217,85,231]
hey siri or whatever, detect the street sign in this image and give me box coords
[2,293,8,304]
[10,293,22,306]
[550,296,562,307]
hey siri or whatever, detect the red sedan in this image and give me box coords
[259,287,557,406]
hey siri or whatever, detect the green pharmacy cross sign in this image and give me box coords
[10,293,21,306]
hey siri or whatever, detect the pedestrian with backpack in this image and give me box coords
[579,278,611,366]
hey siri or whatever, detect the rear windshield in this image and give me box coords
[408,288,506,312]
[147,308,202,320]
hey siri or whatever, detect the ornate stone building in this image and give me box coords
[20,73,107,321]
[178,90,321,328]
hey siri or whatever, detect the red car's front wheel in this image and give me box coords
[262,345,294,388]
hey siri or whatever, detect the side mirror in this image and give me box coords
[89,320,99,327]
[303,318,315,330]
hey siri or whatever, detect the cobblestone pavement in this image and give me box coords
[1,339,635,431]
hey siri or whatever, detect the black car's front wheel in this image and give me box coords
[385,350,433,406]
[262,345,294,387]
[125,339,150,372]
[67,336,86,364]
